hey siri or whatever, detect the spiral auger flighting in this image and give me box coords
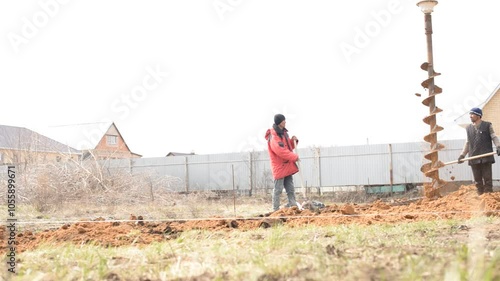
[416,9,446,198]
[419,61,446,198]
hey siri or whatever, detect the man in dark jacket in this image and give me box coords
[265,114,300,211]
[458,107,500,194]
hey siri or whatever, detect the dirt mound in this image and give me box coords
[2,185,500,254]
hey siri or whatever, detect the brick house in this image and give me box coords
[481,84,500,135]
[0,125,80,165]
[45,122,141,160]
[455,83,500,134]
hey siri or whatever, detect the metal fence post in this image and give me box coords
[315,147,322,195]
[184,156,189,193]
[248,151,253,196]
[389,143,394,196]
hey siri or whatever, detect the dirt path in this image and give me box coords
[2,185,499,254]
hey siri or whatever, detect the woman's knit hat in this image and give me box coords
[274,114,286,125]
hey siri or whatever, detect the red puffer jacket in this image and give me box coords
[265,125,299,180]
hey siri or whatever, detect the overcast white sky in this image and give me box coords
[1,0,499,157]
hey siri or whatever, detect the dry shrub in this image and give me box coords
[16,160,184,212]
[331,190,371,204]
[31,173,64,212]
[170,190,228,218]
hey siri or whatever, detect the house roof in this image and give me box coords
[131,152,143,157]
[454,82,500,127]
[0,125,80,154]
[43,122,114,151]
[166,152,195,157]
[43,122,134,153]
[483,82,500,105]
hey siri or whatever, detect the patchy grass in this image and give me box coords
[5,217,499,281]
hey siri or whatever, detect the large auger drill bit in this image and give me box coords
[418,62,446,198]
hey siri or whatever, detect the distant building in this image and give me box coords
[0,125,80,165]
[166,152,195,157]
[44,122,141,160]
[481,84,500,134]
[455,83,500,134]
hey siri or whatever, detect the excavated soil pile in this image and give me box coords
[2,185,500,254]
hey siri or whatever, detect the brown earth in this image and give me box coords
[1,184,500,254]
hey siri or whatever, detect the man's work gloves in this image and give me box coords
[457,155,465,164]
[457,147,499,164]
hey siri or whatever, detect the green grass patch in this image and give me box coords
[4,217,499,281]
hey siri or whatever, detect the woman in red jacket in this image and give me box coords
[265,114,300,211]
